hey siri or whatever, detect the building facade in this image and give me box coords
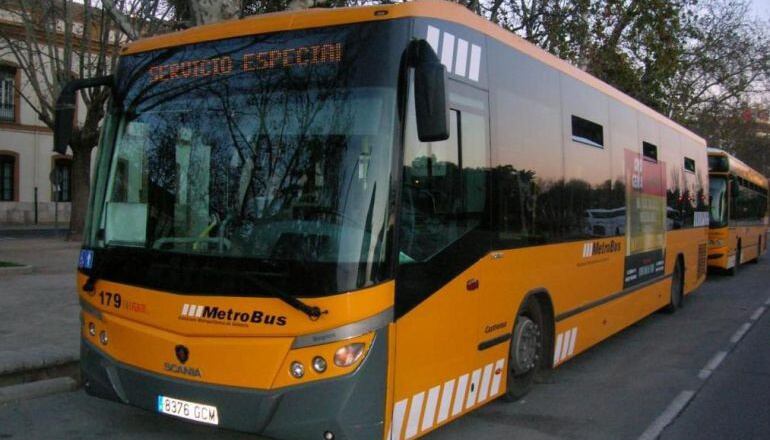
[0,5,88,225]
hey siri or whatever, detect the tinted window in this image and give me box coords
[572,115,603,148]
[684,157,695,173]
[643,142,658,162]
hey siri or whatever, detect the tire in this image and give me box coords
[664,259,684,313]
[729,243,741,276]
[503,297,546,401]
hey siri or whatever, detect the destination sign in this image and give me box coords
[148,42,344,83]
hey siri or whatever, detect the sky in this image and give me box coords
[750,0,770,19]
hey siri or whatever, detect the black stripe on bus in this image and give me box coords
[478,333,512,351]
[555,273,674,322]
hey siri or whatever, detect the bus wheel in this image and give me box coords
[503,298,545,401]
[729,243,741,276]
[664,259,684,313]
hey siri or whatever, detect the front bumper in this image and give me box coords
[81,328,387,440]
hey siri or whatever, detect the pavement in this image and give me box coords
[0,236,80,378]
[0,239,767,439]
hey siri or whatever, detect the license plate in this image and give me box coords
[157,395,219,425]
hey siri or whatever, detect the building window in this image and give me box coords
[0,154,15,201]
[53,158,72,202]
[571,115,604,148]
[642,142,658,162]
[684,157,696,173]
[0,66,15,123]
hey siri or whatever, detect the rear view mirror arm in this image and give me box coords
[54,75,114,154]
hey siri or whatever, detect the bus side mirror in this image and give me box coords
[411,40,449,142]
[54,75,115,154]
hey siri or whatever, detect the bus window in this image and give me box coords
[402,109,464,262]
[400,88,488,263]
[460,111,488,213]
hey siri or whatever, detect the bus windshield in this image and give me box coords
[89,22,408,296]
[709,176,728,227]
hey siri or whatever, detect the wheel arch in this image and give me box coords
[517,288,555,369]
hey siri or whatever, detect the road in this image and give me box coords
[0,258,768,440]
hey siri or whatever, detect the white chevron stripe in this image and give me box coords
[436,379,455,424]
[465,368,482,409]
[440,32,455,71]
[454,39,469,77]
[489,358,505,396]
[195,305,204,317]
[567,327,578,356]
[559,329,572,361]
[553,332,564,364]
[404,392,424,439]
[426,26,440,53]
[452,374,468,416]
[181,304,190,316]
[391,399,407,440]
[468,44,482,81]
[421,385,441,432]
[477,363,494,403]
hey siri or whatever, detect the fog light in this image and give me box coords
[334,343,365,367]
[99,330,108,345]
[312,356,327,373]
[88,322,96,336]
[290,361,305,379]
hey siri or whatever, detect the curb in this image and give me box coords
[0,265,33,276]
[0,352,80,389]
[0,377,78,404]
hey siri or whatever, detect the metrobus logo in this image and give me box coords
[582,240,621,258]
[180,304,287,326]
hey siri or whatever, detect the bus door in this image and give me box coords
[393,79,492,431]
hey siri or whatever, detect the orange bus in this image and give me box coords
[55,2,709,439]
[707,148,769,274]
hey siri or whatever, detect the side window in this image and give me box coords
[400,89,488,263]
[460,111,488,213]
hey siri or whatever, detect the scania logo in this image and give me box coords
[175,345,189,364]
[164,362,201,378]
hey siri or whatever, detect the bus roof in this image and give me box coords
[121,0,705,145]
[708,148,769,188]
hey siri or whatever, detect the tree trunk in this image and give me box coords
[68,143,93,240]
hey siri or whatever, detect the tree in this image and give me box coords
[0,0,168,237]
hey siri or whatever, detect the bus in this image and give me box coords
[707,148,769,275]
[55,1,710,439]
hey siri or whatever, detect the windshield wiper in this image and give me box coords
[244,274,328,321]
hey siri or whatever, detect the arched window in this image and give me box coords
[0,154,16,201]
[52,157,72,202]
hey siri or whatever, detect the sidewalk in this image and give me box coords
[0,237,81,378]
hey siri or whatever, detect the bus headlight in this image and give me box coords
[290,361,305,379]
[88,322,96,336]
[312,356,327,373]
[99,330,108,345]
[334,343,365,367]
